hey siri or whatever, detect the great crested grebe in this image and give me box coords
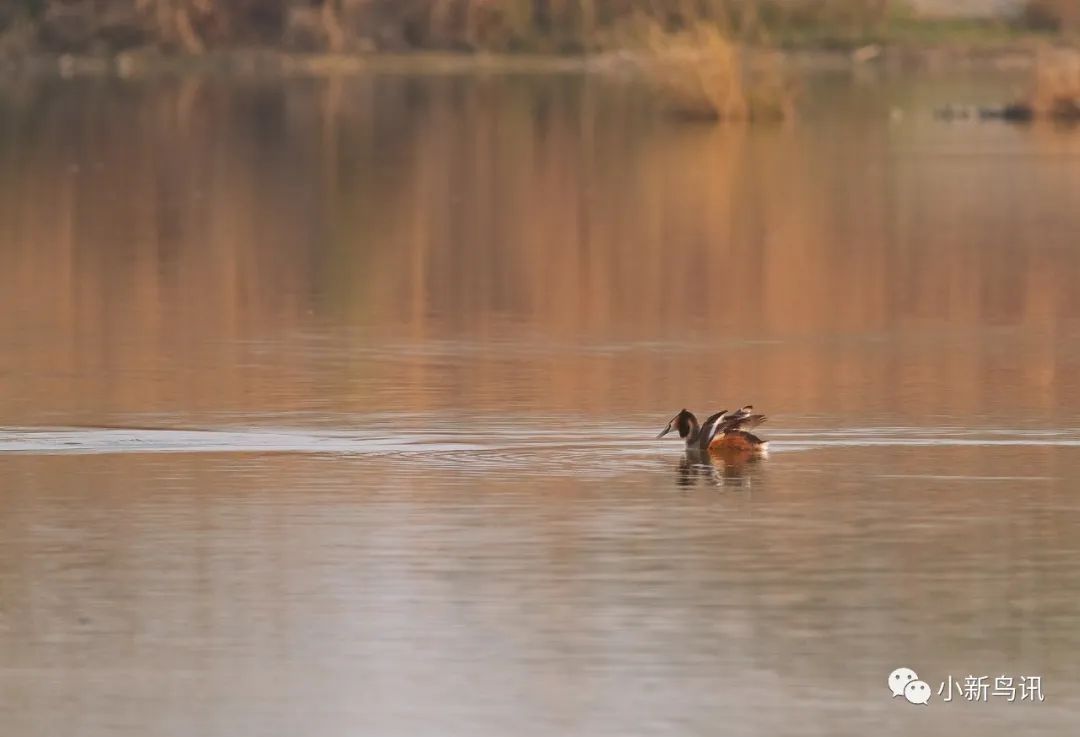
[657,406,768,453]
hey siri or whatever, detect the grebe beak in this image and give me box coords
[657,425,673,439]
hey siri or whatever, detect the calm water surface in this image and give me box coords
[1,68,1080,736]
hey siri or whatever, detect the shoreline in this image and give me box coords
[0,40,1067,81]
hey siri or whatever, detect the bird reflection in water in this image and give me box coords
[675,448,766,488]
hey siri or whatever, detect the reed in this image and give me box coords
[1029,47,1080,119]
[634,20,793,122]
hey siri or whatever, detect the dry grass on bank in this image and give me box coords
[1028,47,1080,118]
[631,21,794,123]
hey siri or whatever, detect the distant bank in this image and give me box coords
[0,1,1074,76]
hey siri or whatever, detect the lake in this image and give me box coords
[1,65,1079,736]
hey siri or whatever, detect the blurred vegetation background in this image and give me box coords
[0,1,1075,58]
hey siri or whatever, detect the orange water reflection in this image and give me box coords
[1,74,1079,423]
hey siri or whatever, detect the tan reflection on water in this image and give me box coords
[2,448,1080,737]
[1,75,1080,423]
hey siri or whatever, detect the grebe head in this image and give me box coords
[657,409,697,440]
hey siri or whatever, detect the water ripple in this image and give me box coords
[1,424,1079,460]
